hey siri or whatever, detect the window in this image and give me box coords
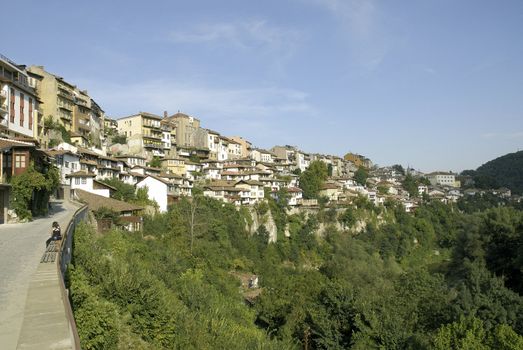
[15,154,26,168]
[65,161,69,168]
[19,93,24,126]
[28,98,33,130]
[75,178,80,185]
[81,177,87,185]
[10,88,15,123]
[3,154,11,169]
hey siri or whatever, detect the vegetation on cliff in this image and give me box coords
[69,195,523,349]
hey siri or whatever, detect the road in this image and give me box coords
[0,200,79,349]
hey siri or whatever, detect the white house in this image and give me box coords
[426,172,458,188]
[115,154,146,168]
[136,175,169,212]
[227,138,242,159]
[66,171,113,198]
[0,55,39,139]
[48,150,81,184]
[218,136,229,161]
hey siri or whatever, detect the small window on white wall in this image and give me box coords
[81,178,87,185]
[75,178,80,185]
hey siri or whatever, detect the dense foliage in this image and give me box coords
[466,150,523,194]
[353,167,368,186]
[299,161,328,199]
[10,163,60,220]
[69,195,523,349]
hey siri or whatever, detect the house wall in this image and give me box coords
[70,176,94,192]
[57,153,80,184]
[136,177,168,212]
[5,86,36,138]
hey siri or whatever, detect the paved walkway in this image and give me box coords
[0,201,79,350]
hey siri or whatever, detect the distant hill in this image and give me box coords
[471,151,523,194]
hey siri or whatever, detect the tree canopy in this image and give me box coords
[69,188,523,349]
[299,160,328,199]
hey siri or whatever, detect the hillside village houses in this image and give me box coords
[3,51,517,224]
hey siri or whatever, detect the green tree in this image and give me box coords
[392,164,405,175]
[111,134,127,145]
[148,156,162,168]
[100,178,136,202]
[402,173,419,198]
[354,167,368,186]
[299,161,328,199]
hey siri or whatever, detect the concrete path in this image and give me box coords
[0,201,79,350]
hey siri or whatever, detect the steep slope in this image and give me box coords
[475,150,523,194]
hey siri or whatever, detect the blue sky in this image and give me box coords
[3,0,523,172]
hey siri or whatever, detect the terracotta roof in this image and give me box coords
[138,174,170,185]
[75,189,143,213]
[243,180,264,186]
[128,171,146,178]
[76,147,100,157]
[0,138,35,150]
[46,149,77,157]
[159,173,183,179]
[66,171,96,178]
[221,171,241,176]
[321,183,340,190]
[206,180,237,188]
[93,180,117,191]
[80,159,98,166]
[115,154,146,160]
[205,186,242,192]
[287,187,303,193]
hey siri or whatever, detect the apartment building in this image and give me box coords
[226,137,242,159]
[164,112,201,147]
[90,99,104,147]
[426,172,459,188]
[0,54,40,139]
[104,116,118,134]
[27,66,74,132]
[229,136,252,158]
[117,112,164,159]
[72,89,91,140]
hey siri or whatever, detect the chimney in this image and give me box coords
[163,111,168,118]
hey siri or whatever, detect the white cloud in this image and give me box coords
[80,79,314,125]
[168,19,301,55]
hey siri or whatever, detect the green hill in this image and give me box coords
[473,150,523,194]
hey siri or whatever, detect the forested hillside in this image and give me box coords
[470,150,523,194]
[68,196,523,349]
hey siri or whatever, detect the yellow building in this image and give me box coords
[117,112,164,159]
[27,66,105,148]
[27,66,74,132]
[343,152,372,168]
[160,157,186,176]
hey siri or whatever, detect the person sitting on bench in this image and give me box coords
[51,221,62,240]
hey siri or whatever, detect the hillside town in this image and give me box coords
[0,53,517,226]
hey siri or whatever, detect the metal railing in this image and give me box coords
[57,204,89,350]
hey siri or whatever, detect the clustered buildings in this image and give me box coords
[0,53,512,225]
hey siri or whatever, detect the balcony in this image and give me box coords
[59,104,73,112]
[143,142,162,149]
[57,89,73,100]
[60,114,72,121]
[143,123,161,130]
